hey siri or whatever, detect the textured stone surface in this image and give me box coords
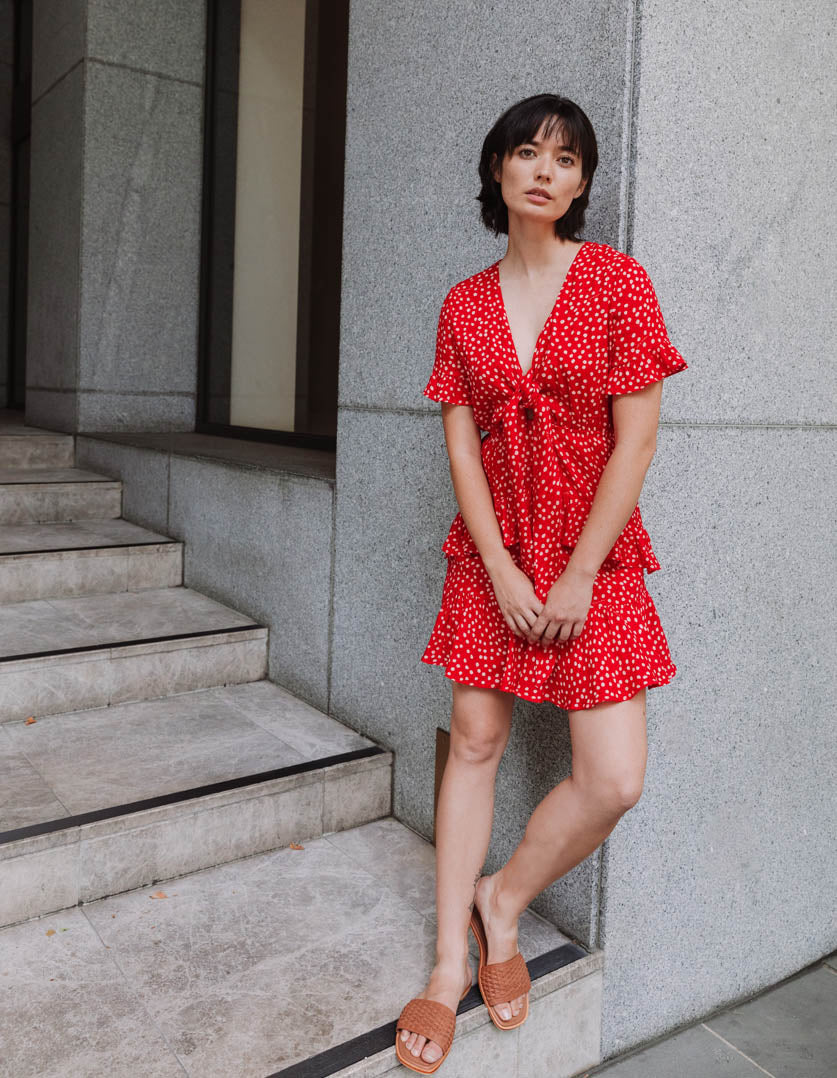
[167,454,334,711]
[27,62,83,428]
[31,0,85,103]
[75,435,336,711]
[86,0,205,84]
[77,61,203,430]
[339,0,630,413]
[630,1,837,426]
[0,819,599,1077]
[28,3,205,434]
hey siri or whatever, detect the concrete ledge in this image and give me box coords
[0,751,392,928]
[77,429,336,484]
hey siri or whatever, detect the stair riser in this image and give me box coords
[0,544,183,603]
[0,484,122,523]
[0,631,268,722]
[334,963,603,1077]
[0,437,75,470]
[0,757,392,928]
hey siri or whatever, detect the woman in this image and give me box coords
[395,94,688,1072]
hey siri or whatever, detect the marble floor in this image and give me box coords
[0,815,575,1077]
[1,679,377,831]
[0,585,259,659]
[0,466,116,484]
[0,517,174,554]
[588,952,837,1078]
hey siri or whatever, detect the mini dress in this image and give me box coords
[420,240,689,711]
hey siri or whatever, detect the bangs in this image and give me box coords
[501,106,587,170]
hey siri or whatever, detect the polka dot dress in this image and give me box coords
[420,240,688,711]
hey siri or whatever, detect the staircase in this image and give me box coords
[0,410,603,1077]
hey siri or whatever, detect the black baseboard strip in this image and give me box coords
[0,540,179,556]
[0,745,386,845]
[0,621,263,664]
[0,478,118,484]
[266,942,589,1077]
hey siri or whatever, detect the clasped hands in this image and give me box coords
[490,559,595,646]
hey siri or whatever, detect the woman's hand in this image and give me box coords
[487,560,545,641]
[530,564,595,645]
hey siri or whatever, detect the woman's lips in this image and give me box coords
[525,191,551,204]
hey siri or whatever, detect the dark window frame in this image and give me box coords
[6,0,31,411]
[196,0,348,451]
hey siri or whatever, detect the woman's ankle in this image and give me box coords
[487,867,523,923]
[433,947,470,970]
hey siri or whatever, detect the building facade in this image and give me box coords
[2,0,835,1064]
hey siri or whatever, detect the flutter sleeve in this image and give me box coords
[423,292,473,406]
[606,256,688,395]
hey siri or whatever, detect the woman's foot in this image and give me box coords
[398,956,472,1065]
[473,873,528,1021]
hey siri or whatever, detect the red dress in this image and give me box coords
[420,240,689,710]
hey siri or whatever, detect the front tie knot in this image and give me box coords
[486,386,589,602]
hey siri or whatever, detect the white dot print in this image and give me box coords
[421,240,688,710]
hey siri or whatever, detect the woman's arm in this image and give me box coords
[530,380,663,644]
[440,403,510,572]
[566,381,662,577]
[441,403,545,639]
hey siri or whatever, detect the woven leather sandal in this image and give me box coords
[395,974,472,1073]
[469,902,531,1030]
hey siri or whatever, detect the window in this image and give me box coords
[197,0,348,448]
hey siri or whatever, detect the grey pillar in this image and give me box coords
[27,0,205,432]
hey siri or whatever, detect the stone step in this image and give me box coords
[0,466,122,523]
[0,586,268,721]
[0,420,75,469]
[0,679,392,928]
[0,812,601,1076]
[0,518,183,602]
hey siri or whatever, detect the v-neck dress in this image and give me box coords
[420,240,688,710]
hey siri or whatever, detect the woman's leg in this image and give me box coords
[399,680,514,1065]
[472,687,648,1020]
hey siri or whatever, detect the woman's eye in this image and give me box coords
[519,147,535,157]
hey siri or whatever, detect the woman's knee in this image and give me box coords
[448,684,513,762]
[575,771,645,815]
[449,722,508,764]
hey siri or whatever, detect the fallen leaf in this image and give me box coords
[25,717,36,725]
[45,929,55,937]
[289,842,304,850]
[149,890,168,900]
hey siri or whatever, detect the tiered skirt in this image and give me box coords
[420,546,678,711]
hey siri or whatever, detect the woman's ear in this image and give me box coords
[490,152,500,185]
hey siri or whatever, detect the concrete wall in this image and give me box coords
[331,0,631,1001]
[27,0,205,432]
[75,433,335,710]
[595,0,837,1055]
[332,0,836,1060]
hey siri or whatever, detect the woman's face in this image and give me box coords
[491,119,587,227]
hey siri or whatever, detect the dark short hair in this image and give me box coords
[477,94,598,241]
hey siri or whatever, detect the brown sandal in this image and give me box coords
[395,973,472,1073]
[469,903,531,1030]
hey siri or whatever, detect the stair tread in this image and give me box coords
[0,414,72,439]
[0,815,583,1077]
[0,466,118,484]
[0,517,175,554]
[1,680,377,830]
[0,586,262,661]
